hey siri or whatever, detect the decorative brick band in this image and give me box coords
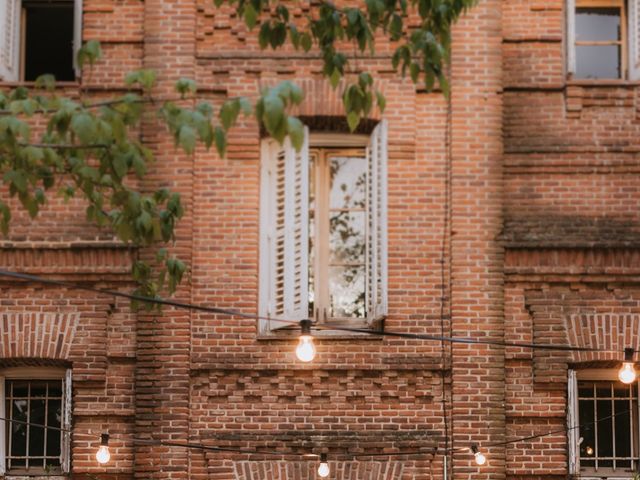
[0,312,78,360]
[231,461,405,480]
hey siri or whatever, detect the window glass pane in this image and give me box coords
[576,7,621,41]
[46,399,62,458]
[48,380,63,398]
[614,384,631,398]
[329,266,365,318]
[329,156,366,209]
[614,401,631,457]
[579,383,594,398]
[11,399,28,457]
[579,398,595,458]
[575,45,621,79]
[597,399,613,457]
[12,382,29,397]
[330,211,365,264]
[31,383,47,397]
[29,399,46,457]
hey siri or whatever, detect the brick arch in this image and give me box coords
[259,78,385,120]
[566,313,640,363]
[0,312,78,360]
[231,461,405,480]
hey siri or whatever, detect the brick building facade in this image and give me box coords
[1,0,639,478]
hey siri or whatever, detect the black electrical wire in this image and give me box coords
[0,405,635,460]
[0,269,631,354]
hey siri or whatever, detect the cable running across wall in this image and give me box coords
[0,269,633,354]
[0,406,633,459]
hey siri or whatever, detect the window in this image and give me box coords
[567,0,640,80]
[259,122,388,333]
[568,369,640,478]
[0,368,71,475]
[0,0,82,82]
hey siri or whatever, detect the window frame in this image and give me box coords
[0,367,72,477]
[258,124,388,335]
[568,369,640,478]
[309,146,368,325]
[567,0,640,80]
[0,0,82,82]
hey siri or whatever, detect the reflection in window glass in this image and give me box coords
[576,7,620,41]
[575,45,620,79]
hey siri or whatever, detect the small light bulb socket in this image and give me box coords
[471,444,479,455]
[100,433,110,447]
[624,347,635,363]
[320,453,327,463]
[300,319,312,336]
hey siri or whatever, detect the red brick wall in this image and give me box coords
[1,0,640,477]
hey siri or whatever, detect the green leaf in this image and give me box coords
[71,113,96,144]
[244,3,258,28]
[220,100,241,130]
[376,91,386,113]
[262,93,285,135]
[214,126,227,157]
[347,111,360,132]
[287,117,304,151]
[175,78,197,97]
[178,125,197,154]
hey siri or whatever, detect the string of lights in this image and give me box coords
[0,269,633,355]
[0,405,635,472]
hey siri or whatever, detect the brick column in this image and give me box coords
[450,0,505,478]
[134,0,196,478]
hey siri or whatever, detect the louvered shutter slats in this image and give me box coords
[365,120,388,325]
[259,130,309,332]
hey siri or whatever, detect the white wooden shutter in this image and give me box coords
[73,0,83,77]
[365,120,388,325]
[628,0,640,79]
[0,0,20,81]
[567,370,579,475]
[0,376,5,475]
[61,369,72,473]
[566,0,576,76]
[259,129,309,332]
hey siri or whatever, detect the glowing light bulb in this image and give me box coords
[96,433,111,464]
[619,348,637,385]
[295,320,316,362]
[471,445,486,466]
[317,453,330,477]
[585,446,594,456]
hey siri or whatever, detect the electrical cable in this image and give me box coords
[0,269,631,354]
[0,405,634,460]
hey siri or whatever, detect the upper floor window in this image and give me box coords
[0,0,82,82]
[0,368,72,476]
[259,121,388,333]
[567,0,640,80]
[568,369,640,477]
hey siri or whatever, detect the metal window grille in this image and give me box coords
[578,380,640,475]
[5,379,63,474]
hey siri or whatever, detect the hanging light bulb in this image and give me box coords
[317,453,330,477]
[619,348,637,384]
[295,319,316,362]
[585,446,594,456]
[96,433,111,465]
[471,445,486,466]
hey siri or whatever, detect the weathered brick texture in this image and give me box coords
[2,0,640,477]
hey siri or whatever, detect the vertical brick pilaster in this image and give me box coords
[134,0,196,478]
[450,0,505,478]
